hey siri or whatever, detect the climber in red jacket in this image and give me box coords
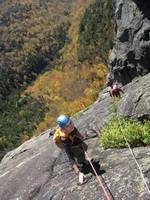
[109,81,124,98]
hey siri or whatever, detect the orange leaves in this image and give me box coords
[25,60,107,133]
[22,0,109,134]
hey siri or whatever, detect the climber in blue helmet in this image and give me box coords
[53,114,88,184]
[56,115,72,129]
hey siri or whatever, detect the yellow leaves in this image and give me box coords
[25,60,107,132]
[52,95,63,103]
[59,97,91,117]
[62,0,93,63]
[42,44,49,54]
[80,64,90,80]
[92,63,107,77]
[20,134,30,144]
[67,101,85,116]
[91,63,108,87]
[21,0,109,134]
[0,136,8,147]
[84,87,97,101]
[36,120,48,134]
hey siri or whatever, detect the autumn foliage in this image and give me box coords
[0,0,114,159]
[27,62,107,133]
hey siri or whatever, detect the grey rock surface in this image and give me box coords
[0,74,150,200]
[108,0,150,85]
[117,73,150,119]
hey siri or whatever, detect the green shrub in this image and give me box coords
[99,117,150,148]
[109,102,117,114]
[143,121,150,144]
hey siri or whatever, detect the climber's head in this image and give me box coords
[56,115,74,132]
[56,115,71,128]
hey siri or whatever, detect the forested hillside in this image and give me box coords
[0,0,114,159]
[0,0,72,97]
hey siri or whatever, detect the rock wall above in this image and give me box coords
[108,0,150,85]
[117,73,150,120]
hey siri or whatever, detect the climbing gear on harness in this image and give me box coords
[56,115,71,128]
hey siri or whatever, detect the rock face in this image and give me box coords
[117,73,150,119]
[0,74,150,200]
[108,0,150,85]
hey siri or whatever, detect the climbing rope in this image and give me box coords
[85,151,114,200]
[117,116,150,196]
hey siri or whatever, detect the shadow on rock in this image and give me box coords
[133,0,150,20]
[81,159,105,176]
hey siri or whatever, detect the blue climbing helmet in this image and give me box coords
[56,115,71,128]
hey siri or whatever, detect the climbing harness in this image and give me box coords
[117,116,150,196]
[84,151,114,200]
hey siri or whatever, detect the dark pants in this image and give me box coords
[71,142,88,165]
